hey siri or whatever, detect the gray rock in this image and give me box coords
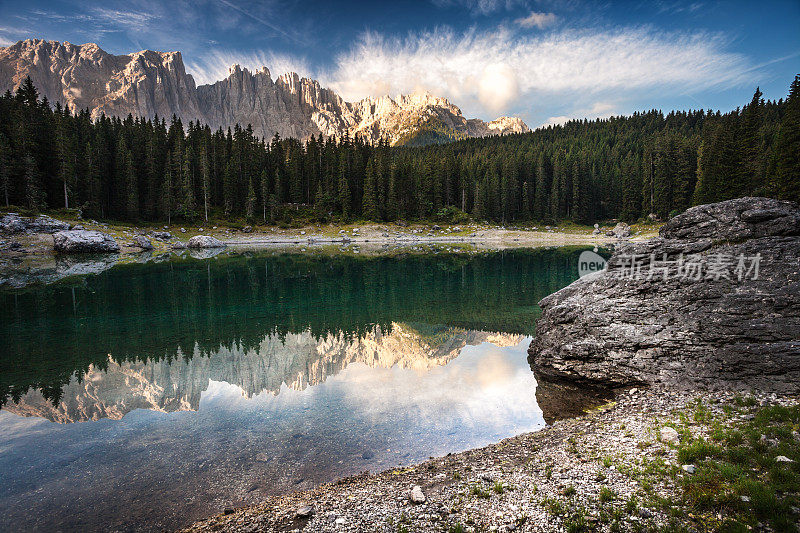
[529,197,800,394]
[53,230,120,253]
[187,235,226,248]
[776,455,794,463]
[612,222,631,238]
[410,485,426,503]
[150,231,172,240]
[1,213,70,235]
[133,235,153,250]
[296,505,314,518]
[171,241,187,250]
[660,427,680,444]
[682,464,696,474]
[242,225,253,233]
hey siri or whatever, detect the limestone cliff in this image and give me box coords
[0,39,529,145]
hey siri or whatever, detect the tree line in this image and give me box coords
[0,75,798,225]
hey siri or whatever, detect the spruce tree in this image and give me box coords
[770,75,800,201]
[362,159,379,220]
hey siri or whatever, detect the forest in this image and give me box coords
[0,74,798,226]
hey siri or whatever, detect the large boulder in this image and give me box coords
[187,235,226,248]
[529,197,800,393]
[53,230,120,253]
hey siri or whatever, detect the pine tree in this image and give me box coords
[362,158,379,220]
[125,148,138,219]
[23,152,44,211]
[0,133,10,207]
[245,176,256,221]
[770,75,800,201]
[338,157,351,219]
[201,143,211,222]
[180,146,197,219]
[260,168,270,222]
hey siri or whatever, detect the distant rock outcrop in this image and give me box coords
[0,39,530,146]
[529,197,800,393]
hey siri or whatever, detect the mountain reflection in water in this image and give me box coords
[0,248,609,532]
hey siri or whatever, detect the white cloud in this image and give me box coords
[543,101,616,127]
[325,25,752,118]
[515,11,557,29]
[431,0,525,16]
[186,49,314,86]
[89,8,157,31]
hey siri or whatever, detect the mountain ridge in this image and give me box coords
[0,38,529,145]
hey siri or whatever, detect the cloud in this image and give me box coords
[431,0,525,16]
[325,25,752,118]
[89,8,157,31]
[515,11,557,29]
[186,49,314,86]
[543,101,616,127]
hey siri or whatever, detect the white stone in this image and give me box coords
[660,426,680,444]
[410,485,426,503]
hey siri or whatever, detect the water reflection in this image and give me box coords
[5,324,521,424]
[0,334,539,532]
[0,248,609,532]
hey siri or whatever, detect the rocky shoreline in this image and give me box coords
[183,387,799,532]
[0,212,653,289]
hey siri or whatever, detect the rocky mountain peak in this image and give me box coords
[0,39,530,145]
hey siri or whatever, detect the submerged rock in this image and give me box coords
[53,230,120,253]
[187,235,226,248]
[529,197,800,393]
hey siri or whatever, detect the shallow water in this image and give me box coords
[0,247,604,532]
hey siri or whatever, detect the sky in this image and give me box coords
[0,0,798,128]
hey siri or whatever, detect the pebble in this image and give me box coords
[295,505,314,518]
[660,426,680,444]
[410,485,426,504]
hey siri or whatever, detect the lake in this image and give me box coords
[0,246,605,532]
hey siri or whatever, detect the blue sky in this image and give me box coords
[1,0,798,127]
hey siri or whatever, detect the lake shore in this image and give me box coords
[1,214,661,256]
[183,386,799,533]
[0,216,659,288]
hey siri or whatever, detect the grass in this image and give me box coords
[469,484,491,499]
[599,486,615,503]
[673,402,800,532]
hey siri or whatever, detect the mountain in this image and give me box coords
[0,39,529,145]
[4,324,522,423]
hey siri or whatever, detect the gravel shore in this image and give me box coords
[183,388,800,532]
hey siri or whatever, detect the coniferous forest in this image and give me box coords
[0,75,798,226]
